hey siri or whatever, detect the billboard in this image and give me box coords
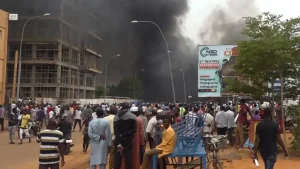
[198,45,238,97]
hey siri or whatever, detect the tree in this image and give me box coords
[107,85,119,96]
[286,105,300,150]
[95,86,105,98]
[233,12,300,145]
[224,78,266,100]
[117,76,144,99]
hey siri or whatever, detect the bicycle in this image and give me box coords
[203,135,226,169]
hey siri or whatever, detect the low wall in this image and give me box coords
[78,98,137,105]
[53,98,137,105]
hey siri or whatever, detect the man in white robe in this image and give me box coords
[89,109,112,169]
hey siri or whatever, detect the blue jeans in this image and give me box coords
[262,154,277,169]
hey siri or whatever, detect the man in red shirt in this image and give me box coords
[236,99,252,149]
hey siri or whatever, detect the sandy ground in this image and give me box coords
[0,122,299,169]
[0,124,89,169]
[78,133,300,169]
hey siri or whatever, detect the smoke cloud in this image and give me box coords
[99,0,193,101]
[199,0,260,44]
[100,0,260,101]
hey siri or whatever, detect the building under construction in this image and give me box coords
[1,0,104,102]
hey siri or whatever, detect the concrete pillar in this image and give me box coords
[77,70,80,99]
[68,68,72,84]
[83,72,87,98]
[56,87,60,98]
[57,65,61,84]
[31,66,36,97]
[32,44,37,59]
[68,68,72,98]
[93,74,96,88]
[92,74,96,99]
[68,48,72,62]
[57,43,62,61]
[56,65,61,98]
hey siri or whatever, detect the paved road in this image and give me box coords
[0,126,89,169]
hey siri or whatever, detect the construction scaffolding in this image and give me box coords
[1,0,104,102]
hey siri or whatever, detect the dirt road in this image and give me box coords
[1,127,299,169]
[0,127,89,169]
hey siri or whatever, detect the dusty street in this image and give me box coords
[0,125,299,169]
[0,125,89,169]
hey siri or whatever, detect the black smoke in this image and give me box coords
[98,0,194,101]
[98,0,260,102]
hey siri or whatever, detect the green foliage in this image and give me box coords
[118,76,143,99]
[107,85,119,96]
[229,12,300,98]
[95,86,105,98]
[95,77,144,99]
[283,70,300,99]
[287,105,300,150]
[224,78,266,99]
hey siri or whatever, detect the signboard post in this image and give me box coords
[198,45,238,97]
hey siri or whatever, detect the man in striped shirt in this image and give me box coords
[37,119,65,169]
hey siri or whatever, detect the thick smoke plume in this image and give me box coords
[99,0,192,101]
[100,0,260,101]
[199,0,260,44]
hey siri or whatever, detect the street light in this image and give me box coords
[179,69,187,103]
[131,20,176,103]
[16,13,51,100]
[134,69,144,99]
[170,51,186,102]
[180,69,191,101]
[104,54,121,103]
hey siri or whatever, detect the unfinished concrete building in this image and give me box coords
[1,0,104,101]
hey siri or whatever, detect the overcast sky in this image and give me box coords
[181,0,300,44]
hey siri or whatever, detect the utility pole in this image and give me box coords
[12,51,19,100]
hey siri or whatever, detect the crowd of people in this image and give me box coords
[0,99,290,169]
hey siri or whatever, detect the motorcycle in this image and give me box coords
[28,121,40,136]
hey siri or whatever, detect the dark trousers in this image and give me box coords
[0,118,4,131]
[83,135,90,151]
[261,153,277,169]
[73,119,82,130]
[148,137,154,149]
[114,145,133,169]
[39,163,59,169]
[227,128,234,146]
[140,142,145,164]
[217,127,227,135]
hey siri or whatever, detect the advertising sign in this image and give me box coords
[8,13,18,21]
[198,45,238,97]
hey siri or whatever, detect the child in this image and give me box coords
[82,117,91,153]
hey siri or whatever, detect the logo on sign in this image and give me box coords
[200,47,218,57]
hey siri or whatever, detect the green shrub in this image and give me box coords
[287,105,300,150]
